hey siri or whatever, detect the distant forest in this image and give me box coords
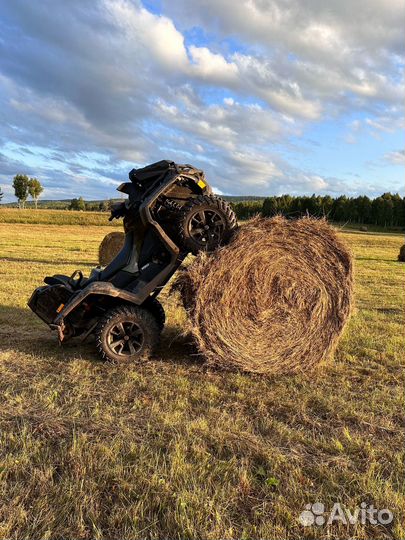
[232,192,405,227]
[2,192,404,228]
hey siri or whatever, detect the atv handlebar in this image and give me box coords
[109,200,142,221]
[109,202,127,221]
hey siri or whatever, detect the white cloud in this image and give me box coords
[366,117,395,133]
[105,0,189,70]
[154,91,298,153]
[231,53,322,119]
[189,46,239,83]
[162,0,404,115]
[384,150,405,165]
[0,0,403,201]
[302,174,328,191]
[164,0,405,63]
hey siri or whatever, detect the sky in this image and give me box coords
[0,0,404,202]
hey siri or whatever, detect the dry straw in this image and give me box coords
[176,216,353,375]
[99,231,125,266]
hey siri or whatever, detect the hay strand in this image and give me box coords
[176,216,353,375]
[99,231,125,266]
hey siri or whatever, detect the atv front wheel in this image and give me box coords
[177,195,237,254]
[95,305,159,363]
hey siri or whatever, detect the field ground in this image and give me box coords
[0,212,404,539]
[0,207,118,226]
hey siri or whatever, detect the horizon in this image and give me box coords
[0,1,404,203]
[1,190,403,206]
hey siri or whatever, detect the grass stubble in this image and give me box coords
[0,210,404,539]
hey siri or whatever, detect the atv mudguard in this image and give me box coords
[28,284,73,325]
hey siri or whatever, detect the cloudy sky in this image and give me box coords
[0,0,404,202]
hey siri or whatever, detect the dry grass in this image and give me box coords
[176,216,353,374]
[0,219,404,539]
[0,207,119,226]
[99,231,125,266]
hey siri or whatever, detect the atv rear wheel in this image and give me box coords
[177,195,237,254]
[95,305,159,363]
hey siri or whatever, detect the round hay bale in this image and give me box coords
[359,225,368,232]
[99,231,125,266]
[398,244,405,262]
[176,216,353,375]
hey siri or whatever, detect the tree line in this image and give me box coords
[69,197,113,211]
[0,174,44,208]
[1,175,403,228]
[0,175,113,211]
[231,193,405,227]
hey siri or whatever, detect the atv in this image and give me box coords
[28,160,237,363]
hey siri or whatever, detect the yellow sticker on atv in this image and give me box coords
[197,179,206,189]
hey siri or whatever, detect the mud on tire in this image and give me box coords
[95,305,160,363]
[177,194,237,254]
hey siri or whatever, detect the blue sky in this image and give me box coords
[0,0,404,202]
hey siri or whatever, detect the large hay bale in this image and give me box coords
[176,216,353,375]
[398,244,405,262]
[99,231,125,266]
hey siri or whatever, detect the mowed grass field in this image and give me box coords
[0,209,404,540]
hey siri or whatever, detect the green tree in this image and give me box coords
[232,201,263,219]
[77,196,86,211]
[371,197,385,226]
[354,196,372,224]
[321,195,334,217]
[69,198,78,210]
[28,178,44,209]
[332,195,349,222]
[391,193,404,227]
[262,197,279,217]
[381,194,394,227]
[69,196,86,211]
[12,174,29,208]
[99,200,110,212]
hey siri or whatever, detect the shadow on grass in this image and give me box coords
[0,256,93,266]
[356,256,398,263]
[157,327,202,366]
[374,307,404,314]
[339,228,404,237]
[0,304,202,368]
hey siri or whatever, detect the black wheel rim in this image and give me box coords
[187,209,226,246]
[107,321,144,356]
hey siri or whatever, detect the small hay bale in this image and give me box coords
[99,231,125,266]
[175,216,353,375]
[398,244,405,262]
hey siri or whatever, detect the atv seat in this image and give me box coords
[98,231,134,281]
[44,274,77,287]
[44,232,136,289]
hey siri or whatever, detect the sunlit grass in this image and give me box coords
[0,219,404,539]
[0,207,120,226]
